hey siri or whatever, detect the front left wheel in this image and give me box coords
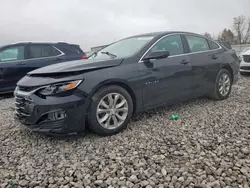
[87,85,133,136]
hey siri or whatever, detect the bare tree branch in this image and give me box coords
[218,29,234,43]
[233,15,246,44]
[203,32,212,39]
[243,19,250,43]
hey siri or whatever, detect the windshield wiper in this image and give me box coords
[101,51,117,58]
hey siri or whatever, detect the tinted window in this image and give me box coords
[208,40,220,50]
[186,35,209,53]
[151,35,184,56]
[59,45,84,54]
[0,46,24,62]
[29,45,61,59]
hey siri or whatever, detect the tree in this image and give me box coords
[243,20,250,43]
[233,15,250,44]
[218,29,235,43]
[227,29,235,42]
[203,32,212,39]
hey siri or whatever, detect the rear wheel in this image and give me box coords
[210,69,232,100]
[88,85,133,136]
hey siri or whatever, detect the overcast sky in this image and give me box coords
[0,0,249,51]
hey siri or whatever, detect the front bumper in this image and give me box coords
[14,89,91,135]
[240,61,250,73]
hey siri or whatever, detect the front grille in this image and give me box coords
[15,95,32,119]
[243,55,250,63]
[240,66,250,70]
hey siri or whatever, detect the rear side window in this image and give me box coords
[186,35,209,53]
[59,45,84,55]
[151,34,184,56]
[0,46,25,62]
[219,41,232,49]
[208,40,220,50]
[29,45,61,59]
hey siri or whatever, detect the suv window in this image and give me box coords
[59,45,84,54]
[151,35,184,56]
[0,46,25,62]
[186,35,209,53]
[29,45,61,59]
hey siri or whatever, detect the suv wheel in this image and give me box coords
[88,85,133,136]
[210,69,232,100]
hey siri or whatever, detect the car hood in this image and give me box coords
[240,48,250,56]
[28,58,124,75]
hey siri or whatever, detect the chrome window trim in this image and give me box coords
[138,33,222,63]
[0,45,64,63]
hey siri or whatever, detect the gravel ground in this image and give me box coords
[0,76,250,188]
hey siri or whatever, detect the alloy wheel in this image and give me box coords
[96,93,128,130]
[218,73,231,96]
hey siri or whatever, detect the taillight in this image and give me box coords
[81,55,88,59]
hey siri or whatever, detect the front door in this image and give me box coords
[138,34,193,108]
[0,45,28,93]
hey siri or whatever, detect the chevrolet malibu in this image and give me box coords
[14,31,240,136]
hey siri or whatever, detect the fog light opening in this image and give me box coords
[47,111,67,121]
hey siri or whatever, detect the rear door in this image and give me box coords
[183,34,223,96]
[0,45,28,93]
[25,44,65,73]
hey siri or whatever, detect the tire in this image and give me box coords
[210,69,232,100]
[87,85,133,136]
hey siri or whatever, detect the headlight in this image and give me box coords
[239,55,242,62]
[38,80,82,96]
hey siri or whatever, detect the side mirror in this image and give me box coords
[142,51,170,61]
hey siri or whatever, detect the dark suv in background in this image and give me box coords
[0,42,86,94]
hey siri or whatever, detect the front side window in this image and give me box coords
[0,46,24,62]
[90,36,154,59]
[186,35,209,53]
[29,45,61,59]
[150,34,184,56]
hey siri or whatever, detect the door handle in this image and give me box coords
[211,55,218,60]
[180,59,190,65]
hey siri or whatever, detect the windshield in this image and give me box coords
[90,36,154,59]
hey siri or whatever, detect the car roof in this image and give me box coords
[3,42,78,46]
[129,31,201,38]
